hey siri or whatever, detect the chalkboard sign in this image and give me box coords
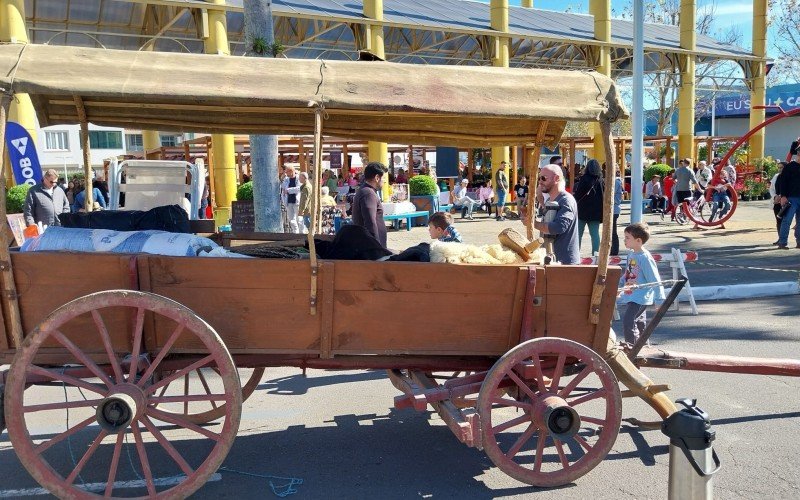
[435,147,459,178]
[231,201,255,232]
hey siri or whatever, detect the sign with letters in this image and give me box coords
[4,122,43,186]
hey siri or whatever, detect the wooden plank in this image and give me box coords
[319,261,335,359]
[333,261,521,294]
[506,266,529,350]
[529,267,548,341]
[146,256,314,290]
[11,253,139,357]
[137,255,160,355]
[145,256,321,351]
[331,290,514,355]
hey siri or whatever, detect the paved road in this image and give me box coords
[1,296,798,499]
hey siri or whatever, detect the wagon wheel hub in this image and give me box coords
[532,394,581,440]
[96,384,146,433]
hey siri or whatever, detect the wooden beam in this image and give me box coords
[0,95,23,349]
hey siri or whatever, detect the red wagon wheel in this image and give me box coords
[4,290,242,499]
[478,338,622,487]
[153,366,264,424]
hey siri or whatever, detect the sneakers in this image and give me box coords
[777,244,789,249]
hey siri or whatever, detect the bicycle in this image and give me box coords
[676,191,713,225]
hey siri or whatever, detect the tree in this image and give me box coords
[618,1,744,136]
[772,0,800,82]
[243,0,282,232]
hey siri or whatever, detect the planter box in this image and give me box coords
[231,200,255,232]
[410,195,437,226]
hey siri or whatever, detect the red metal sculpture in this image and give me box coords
[682,105,800,227]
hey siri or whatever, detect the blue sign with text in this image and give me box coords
[4,122,43,186]
[703,85,800,117]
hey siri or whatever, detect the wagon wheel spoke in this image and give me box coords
[105,432,125,497]
[580,415,607,426]
[131,420,157,496]
[128,307,147,381]
[506,370,538,401]
[574,434,593,453]
[35,414,96,454]
[145,355,216,395]
[555,438,570,469]
[506,423,537,459]
[533,430,547,472]
[557,365,592,399]
[146,407,222,442]
[50,330,113,388]
[532,355,547,393]
[196,369,219,410]
[184,374,190,414]
[491,396,532,411]
[492,414,530,434]
[549,354,566,392]
[568,389,606,407]
[28,365,108,397]
[66,429,109,485]
[140,415,195,477]
[149,394,228,405]
[91,310,125,384]
[137,323,186,386]
[24,399,103,413]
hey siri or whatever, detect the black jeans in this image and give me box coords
[611,213,620,255]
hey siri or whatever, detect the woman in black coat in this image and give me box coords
[574,159,605,255]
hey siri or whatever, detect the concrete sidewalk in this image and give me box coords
[386,198,800,298]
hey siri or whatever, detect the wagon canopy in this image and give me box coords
[0,44,628,148]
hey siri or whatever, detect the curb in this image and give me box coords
[668,281,800,302]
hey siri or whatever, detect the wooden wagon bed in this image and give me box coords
[0,252,620,366]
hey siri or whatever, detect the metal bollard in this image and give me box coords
[662,398,721,500]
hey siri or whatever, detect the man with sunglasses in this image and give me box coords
[23,169,70,228]
[532,164,580,264]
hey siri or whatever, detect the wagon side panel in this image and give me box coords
[330,261,525,356]
[539,265,622,348]
[141,256,321,353]
[4,252,139,364]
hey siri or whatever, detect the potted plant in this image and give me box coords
[408,175,438,225]
[231,181,255,232]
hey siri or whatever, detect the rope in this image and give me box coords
[2,43,29,97]
[219,467,303,497]
[60,367,86,486]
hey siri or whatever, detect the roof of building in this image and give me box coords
[23,0,758,76]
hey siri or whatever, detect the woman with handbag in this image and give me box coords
[574,159,605,255]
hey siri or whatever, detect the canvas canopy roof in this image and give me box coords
[0,44,628,148]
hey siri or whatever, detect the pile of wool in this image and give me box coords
[429,241,544,265]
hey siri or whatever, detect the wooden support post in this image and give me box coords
[589,121,616,329]
[407,145,414,177]
[569,140,577,191]
[307,106,324,316]
[298,139,306,173]
[467,150,474,182]
[510,146,518,204]
[342,144,349,172]
[707,137,714,163]
[0,94,24,348]
[183,141,191,163]
[73,96,94,212]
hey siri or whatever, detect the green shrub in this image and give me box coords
[6,184,31,214]
[408,175,437,196]
[753,157,779,178]
[643,163,672,182]
[236,181,254,201]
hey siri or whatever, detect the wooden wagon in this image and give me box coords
[0,44,679,498]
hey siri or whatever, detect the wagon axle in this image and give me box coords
[96,386,145,433]
[535,394,581,440]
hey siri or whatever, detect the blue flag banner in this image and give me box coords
[5,122,43,186]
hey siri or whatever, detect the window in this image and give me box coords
[88,131,123,149]
[160,135,181,147]
[126,133,143,152]
[44,131,69,151]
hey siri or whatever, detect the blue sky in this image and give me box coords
[499,0,770,55]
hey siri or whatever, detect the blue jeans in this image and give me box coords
[778,196,800,246]
[711,192,731,220]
